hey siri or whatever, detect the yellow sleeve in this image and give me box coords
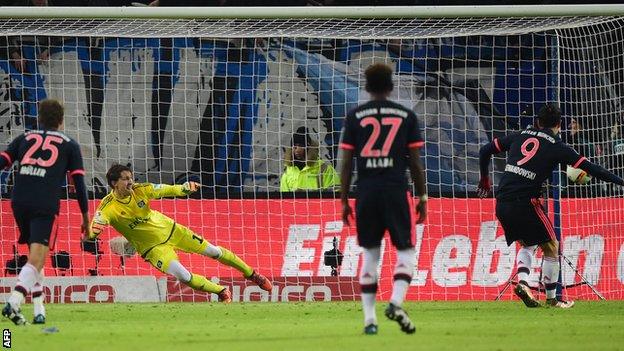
[321,162,340,189]
[134,182,190,199]
[280,168,293,192]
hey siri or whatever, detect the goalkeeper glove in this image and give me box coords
[182,181,200,194]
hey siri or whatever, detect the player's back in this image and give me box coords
[343,99,423,189]
[496,127,583,200]
[5,129,84,213]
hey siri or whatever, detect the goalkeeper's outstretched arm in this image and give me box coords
[145,181,200,199]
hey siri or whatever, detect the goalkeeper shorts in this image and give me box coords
[144,223,210,273]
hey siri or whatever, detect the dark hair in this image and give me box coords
[38,99,64,129]
[365,63,393,94]
[292,126,312,147]
[106,164,132,187]
[537,104,561,128]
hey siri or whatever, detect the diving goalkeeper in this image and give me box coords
[89,164,272,302]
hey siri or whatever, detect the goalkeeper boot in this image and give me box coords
[384,303,416,334]
[218,288,232,303]
[514,282,540,308]
[363,324,378,335]
[2,303,26,326]
[33,314,46,324]
[546,298,575,309]
[247,271,273,292]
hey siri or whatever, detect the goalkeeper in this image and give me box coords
[89,164,272,302]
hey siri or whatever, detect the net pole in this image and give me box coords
[549,34,565,300]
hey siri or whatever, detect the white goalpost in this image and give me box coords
[0,5,623,303]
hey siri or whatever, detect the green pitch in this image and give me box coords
[5,301,624,351]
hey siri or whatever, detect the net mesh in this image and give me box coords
[0,16,620,38]
[0,11,622,303]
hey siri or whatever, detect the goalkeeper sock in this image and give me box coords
[516,245,537,284]
[216,247,253,277]
[542,256,560,299]
[9,263,38,309]
[390,248,415,306]
[187,273,224,294]
[360,247,381,325]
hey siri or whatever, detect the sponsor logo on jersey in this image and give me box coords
[128,216,150,230]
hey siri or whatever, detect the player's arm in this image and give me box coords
[0,135,22,169]
[339,148,354,226]
[408,147,427,224]
[562,147,624,186]
[339,111,356,226]
[0,152,11,169]
[67,141,91,238]
[580,160,624,185]
[477,134,515,197]
[142,181,200,199]
[89,208,109,240]
[71,170,91,237]
[407,111,427,223]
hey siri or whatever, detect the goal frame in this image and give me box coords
[0,4,622,302]
[1,5,624,20]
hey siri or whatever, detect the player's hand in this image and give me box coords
[342,203,354,227]
[183,181,200,194]
[415,199,427,224]
[81,213,93,240]
[477,176,491,198]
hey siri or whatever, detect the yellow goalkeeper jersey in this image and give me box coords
[90,182,190,256]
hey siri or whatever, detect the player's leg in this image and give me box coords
[28,214,56,324]
[384,190,416,334]
[166,260,231,303]
[496,199,540,308]
[516,241,537,286]
[32,269,45,324]
[172,224,272,291]
[513,241,539,307]
[530,199,574,308]
[355,190,385,335]
[145,244,231,302]
[539,240,573,308]
[4,209,53,325]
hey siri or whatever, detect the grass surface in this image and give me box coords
[4,301,624,351]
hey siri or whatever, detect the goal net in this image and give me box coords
[0,5,622,303]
